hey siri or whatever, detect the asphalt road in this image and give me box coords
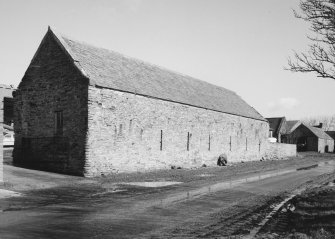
[0,162,334,239]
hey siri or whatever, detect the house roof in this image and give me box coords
[284,120,301,134]
[303,124,333,140]
[326,131,335,140]
[46,27,266,122]
[265,117,285,134]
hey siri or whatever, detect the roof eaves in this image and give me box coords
[54,28,267,122]
[94,84,268,122]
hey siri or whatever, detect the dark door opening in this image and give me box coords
[297,137,307,152]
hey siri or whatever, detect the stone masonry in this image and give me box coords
[13,32,88,175]
[85,87,269,176]
[264,143,297,160]
[14,27,273,177]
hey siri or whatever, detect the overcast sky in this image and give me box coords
[0,0,333,120]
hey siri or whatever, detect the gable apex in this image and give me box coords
[46,27,90,79]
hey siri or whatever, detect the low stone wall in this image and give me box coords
[264,142,297,160]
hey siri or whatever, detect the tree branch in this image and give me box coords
[287,0,335,80]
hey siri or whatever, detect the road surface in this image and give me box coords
[0,161,334,238]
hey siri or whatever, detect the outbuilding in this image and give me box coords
[289,124,334,153]
[13,27,269,176]
[266,117,286,143]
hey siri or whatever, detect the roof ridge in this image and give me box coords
[302,123,333,140]
[46,27,266,122]
[52,27,237,96]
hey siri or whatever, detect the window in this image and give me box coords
[187,132,191,151]
[160,130,163,151]
[54,111,63,135]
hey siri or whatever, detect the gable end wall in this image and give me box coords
[318,138,334,153]
[13,32,88,175]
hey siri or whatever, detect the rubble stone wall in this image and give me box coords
[85,86,269,176]
[13,33,88,175]
[264,142,297,160]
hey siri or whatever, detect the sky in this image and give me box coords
[0,0,333,120]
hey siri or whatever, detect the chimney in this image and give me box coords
[314,123,323,128]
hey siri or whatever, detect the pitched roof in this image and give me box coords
[47,27,266,122]
[303,124,333,140]
[284,120,301,134]
[326,131,335,140]
[265,117,285,134]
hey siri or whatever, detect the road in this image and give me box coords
[0,161,334,238]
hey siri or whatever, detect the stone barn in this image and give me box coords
[289,124,334,153]
[13,27,269,176]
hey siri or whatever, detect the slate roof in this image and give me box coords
[303,124,333,140]
[47,27,266,122]
[266,117,285,134]
[284,120,301,134]
[325,131,335,140]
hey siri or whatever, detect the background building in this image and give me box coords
[281,120,301,144]
[0,84,15,182]
[266,117,286,143]
[288,124,334,153]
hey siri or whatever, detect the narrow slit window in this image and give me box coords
[160,130,163,151]
[229,136,232,151]
[246,138,248,151]
[140,129,143,140]
[187,132,190,151]
[259,141,261,152]
[54,111,63,135]
[208,134,211,151]
[129,119,133,134]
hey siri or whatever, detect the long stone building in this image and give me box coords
[13,27,269,176]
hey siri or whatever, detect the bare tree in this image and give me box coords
[301,114,335,130]
[287,0,335,80]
